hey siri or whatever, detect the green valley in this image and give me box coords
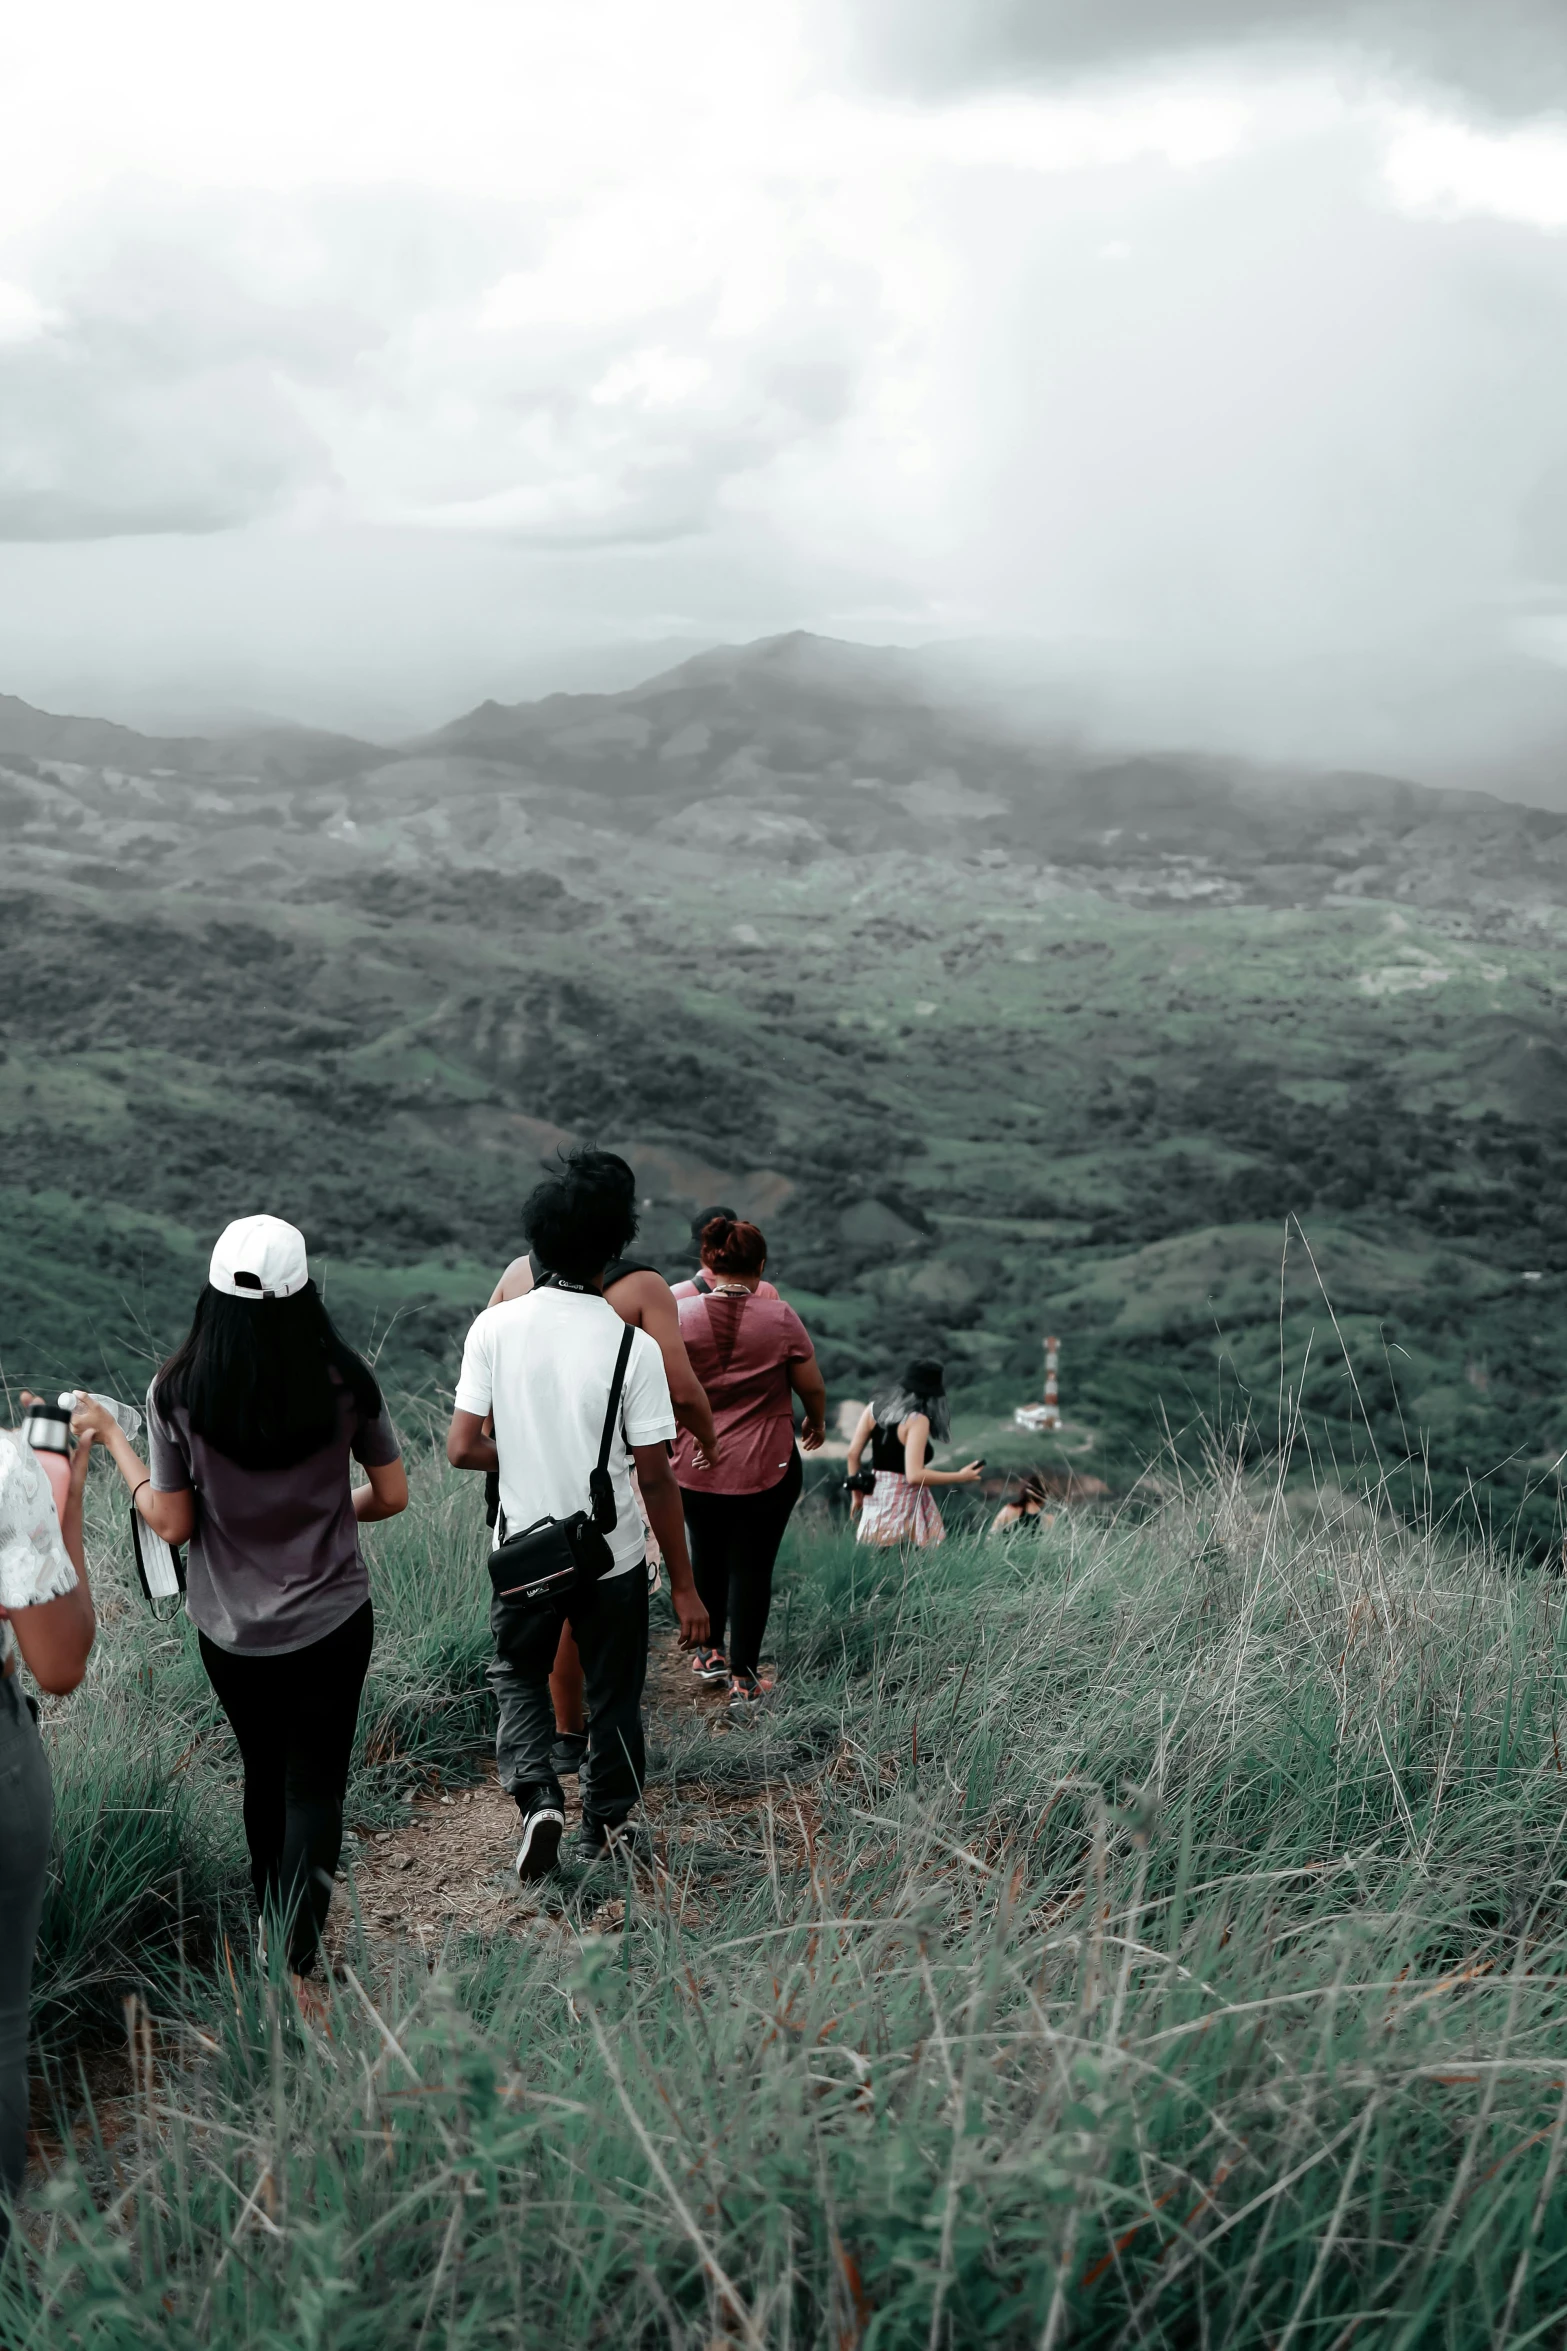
[3,634,1564,1550]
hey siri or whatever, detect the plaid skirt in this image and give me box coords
[856,1470,946,1549]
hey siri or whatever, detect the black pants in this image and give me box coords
[199,1600,374,1976]
[0,1674,52,2232]
[487,1567,647,1832]
[679,1449,803,1678]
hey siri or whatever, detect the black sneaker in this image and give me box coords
[515,1806,566,1881]
[550,1731,588,1779]
[576,1820,653,1869]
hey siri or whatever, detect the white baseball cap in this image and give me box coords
[208,1215,310,1301]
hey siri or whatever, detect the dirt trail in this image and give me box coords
[326,1635,782,1959]
[25,1639,796,2195]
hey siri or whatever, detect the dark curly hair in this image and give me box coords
[524,1148,639,1283]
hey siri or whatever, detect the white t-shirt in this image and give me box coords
[0,1431,79,1663]
[454,1288,675,1580]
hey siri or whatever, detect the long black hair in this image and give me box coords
[155,1283,383,1471]
[871,1357,951,1444]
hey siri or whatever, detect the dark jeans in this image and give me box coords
[199,1600,374,1975]
[0,1674,52,2231]
[488,1567,647,1833]
[680,1449,803,1679]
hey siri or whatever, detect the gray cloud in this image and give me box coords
[849,0,1567,115]
[0,199,371,541]
[0,353,328,540]
[0,175,866,549]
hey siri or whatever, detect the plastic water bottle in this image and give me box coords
[63,1391,143,1440]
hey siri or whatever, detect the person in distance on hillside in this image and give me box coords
[674,1215,826,1708]
[670,1205,780,1301]
[990,1471,1056,1537]
[487,1182,718,1780]
[845,1359,982,1548]
[76,1217,408,2018]
[447,1151,708,1878]
[0,1395,97,2240]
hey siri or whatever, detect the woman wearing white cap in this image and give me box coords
[75,1216,408,2010]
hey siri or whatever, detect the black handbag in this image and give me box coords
[487,1322,634,1618]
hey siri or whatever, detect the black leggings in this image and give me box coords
[679,1450,803,1679]
[199,1600,374,1975]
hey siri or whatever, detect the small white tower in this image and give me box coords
[1040,1334,1061,1429]
[1014,1334,1063,1432]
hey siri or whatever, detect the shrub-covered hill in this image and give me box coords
[3,635,1566,1549]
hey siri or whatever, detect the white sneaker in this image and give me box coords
[515,1806,566,1882]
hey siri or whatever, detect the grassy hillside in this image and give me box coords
[12,1455,1567,2343]
[3,635,1565,1545]
[3,864,1563,1548]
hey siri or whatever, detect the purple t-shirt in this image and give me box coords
[147,1378,399,1655]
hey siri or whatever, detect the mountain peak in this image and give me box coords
[626,628,929,703]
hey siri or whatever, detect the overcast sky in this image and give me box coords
[4,0,1567,768]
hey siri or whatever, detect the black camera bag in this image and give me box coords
[488,1321,634,1627]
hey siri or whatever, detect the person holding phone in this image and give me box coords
[0,1395,97,2237]
[844,1359,982,1548]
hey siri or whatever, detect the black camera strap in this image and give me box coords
[588,1321,636,1531]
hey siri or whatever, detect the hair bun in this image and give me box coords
[699,1215,767,1277]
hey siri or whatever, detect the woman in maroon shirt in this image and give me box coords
[671,1217,827,1708]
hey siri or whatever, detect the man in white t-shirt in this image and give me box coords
[448,1153,709,1880]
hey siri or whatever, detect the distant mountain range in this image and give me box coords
[4,631,1567,929]
[6,629,1567,1551]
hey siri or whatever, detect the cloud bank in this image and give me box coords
[849,0,1567,116]
[1,0,1566,773]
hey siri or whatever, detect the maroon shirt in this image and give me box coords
[672,1291,812,1495]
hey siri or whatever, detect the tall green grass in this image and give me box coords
[13,1452,1567,2342]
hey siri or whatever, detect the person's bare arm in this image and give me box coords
[610,1273,719,1458]
[70,1397,195,1547]
[845,1404,874,1516]
[632,1442,708,1649]
[787,1351,827,1451]
[6,1420,97,1695]
[488,1255,535,1308]
[990,1502,1022,1534]
[354,1458,409,1521]
[9,1582,97,1695]
[446,1410,498,1474]
[903,1415,983,1489]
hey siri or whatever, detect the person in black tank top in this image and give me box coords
[844,1358,983,1548]
[869,1420,909,1474]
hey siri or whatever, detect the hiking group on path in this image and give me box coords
[0,1146,985,2227]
